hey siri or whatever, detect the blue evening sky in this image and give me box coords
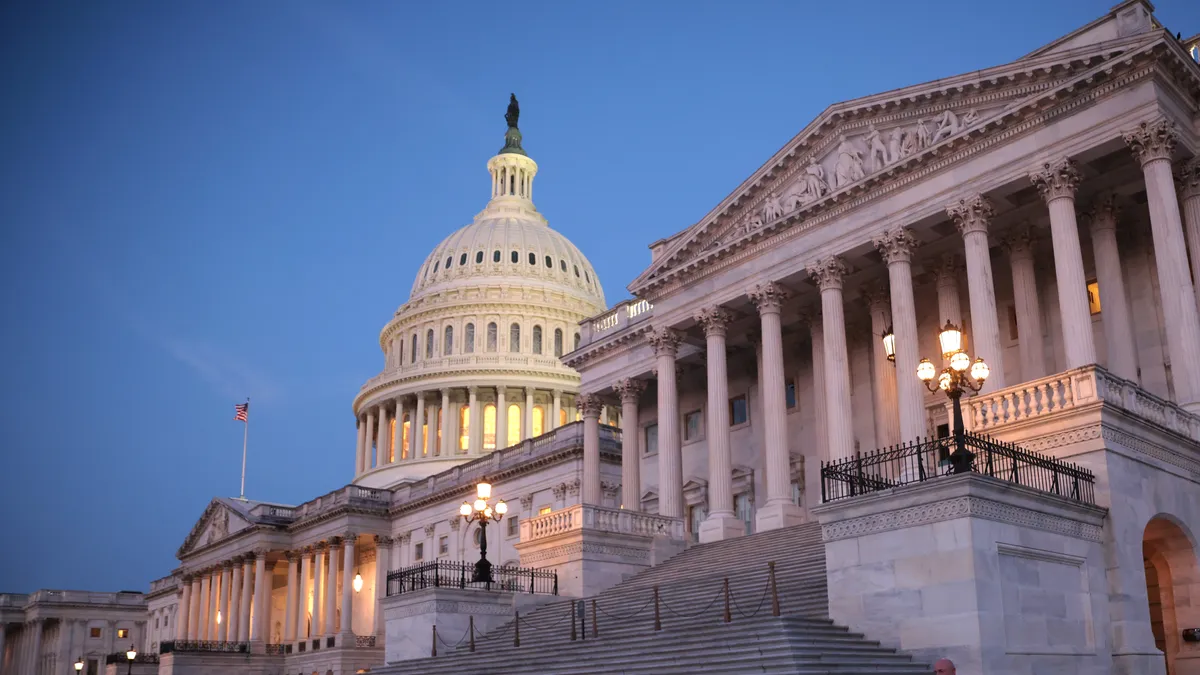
[2,1,1197,593]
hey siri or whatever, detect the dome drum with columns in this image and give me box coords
[352,97,607,488]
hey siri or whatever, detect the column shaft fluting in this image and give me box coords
[198,573,211,641]
[252,553,268,642]
[354,417,366,474]
[1087,200,1139,382]
[237,558,253,642]
[1180,160,1200,316]
[700,309,734,518]
[580,394,602,504]
[876,229,925,442]
[189,578,202,640]
[524,388,535,440]
[752,285,794,510]
[809,259,854,461]
[948,195,1007,390]
[413,395,425,457]
[217,565,230,641]
[1004,228,1047,380]
[228,563,242,641]
[324,543,339,636]
[284,555,298,642]
[341,537,356,635]
[864,288,900,447]
[440,389,452,454]
[468,387,481,454]
[178,580,192,642]
[616,379,644,511]
[298,551,312,638]
[650,328,683,518]
[363,410,376,471]
[374,407,388,469]
[934,256,964,330]
[392,399,404,463]
[426,401,439,457]
[374,536,392,637]
[552,390,562,430]
[495,388,507,450]
[312,547,325,633]
[808,314,827,463]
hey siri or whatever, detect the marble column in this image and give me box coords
[614,378,645,511]
[1086,197,1139,382]
[298,548,312,639]
[861,282,900,447]
[1178,158,1200,316]
[579,392,603,504]
[251,551,268,643]
[933,255,964,338]
[312,545,326,635]
[178,577,192,643]
[340,535,356,638]
[1125,120,1200,411]
[495,388,508,451]
[552,390,563,430]
[808,257,854,461]
[354,416,366,474]
[1031,158,1097,369]
[228,561,242,642]
[947,195,1007,390]
[695,307,744,541]
[524,388,535,440]
[1002,224,1048,381]
[324,540,340,637]
[440,389,452,455]
[198,572,211,641]
[413,394,425,457]
[467,387,481,454]
[875,227,925,442]
[189,577,202,640]
[57,618,72,674]
[374,535,392,637]
[102,620,114,669]
[373,405,388,469]
[749,283,805,531]
[217,563,231,641]
[805,311,827,463]
[649,327,684,518]
[391,398,404,463]
[284,553,298,642]
[362,409,376,472]
[29,621,42,675]
[237,557,253,642]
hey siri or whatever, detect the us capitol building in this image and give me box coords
[4,3,1200,675]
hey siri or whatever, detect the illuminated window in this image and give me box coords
[425,329,434,358]
[554,329,563,357]
[507,404,521,446]
[459,405,470,452]
[401,416,411,459]
[532,325,543,355]
[483,404,497,449]
[487,322,498,352]
[533,406,545,437]
[411,335,417,363]
[510,323,521,353]
[436,408,442,452]
[559,408,567,427]
[422,417,428,457]
[389,416,396,463]
[1087,279,1101,315]
[644,424,658,456]
[444,326,453,355]
[464,323,475,353]
[538,506,552,516]
[117,629,129,639]
[90,627,102,638]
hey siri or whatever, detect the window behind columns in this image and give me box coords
[487,322,498,352]
[411,334,417,363]
[559,408,567,426]
[483,404,496,449]
[533,406,545,437]
[459,406,469,452]
[736,493,754,535]
[785,380,797,409]
[533,325,543,355]
[464,323,475,353]
[507,404,521,446]
[554,328,563,357]
[509,323,521,353]
[729,395,749,425]
[644,423,658,456]
[401,415,410,459]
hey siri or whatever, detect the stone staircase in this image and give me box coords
[374,523,930,674]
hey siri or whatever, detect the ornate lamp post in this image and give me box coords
[916,320,989,474]
[125,644,137,674]
[881,325,897,363]
[459,480,507,583]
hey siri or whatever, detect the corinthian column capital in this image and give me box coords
[695,306,733,337]
[748,281,789,313]
[806,256,848,291]
[1124,118,1177,166]
[647,327,683,357]
[577,392,604,418]
[1175,157,1200,200]
[859,281,890,314]
[946,194,995,236]
[872,227,918,264]
[613,377,647,405]
[1085,194,1121,234]
[1029,158,1081,202]
[1000,222,1038,258]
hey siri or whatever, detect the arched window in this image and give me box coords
[446,256,453,269]
[544,255,552,268]
[533,405,545,437]
[464,323,475,353]
[433,260,440,273]
[528,252,536,265]
[459,405,470,452]
[532,325,543,355]
[574,333,581,350]
[509,323,521,353]
[559,408,567,427]
[411,334,417,363]
[443,326,453,355]
[483,404,497,450]
[585,270,591,283]
[426,329,434,358]
[388,416,396,463]
[476,251,484,264]
[399,339,405,365]
[560,259,567,272]
[511,250,519,263]
[574,264,580,278]
[507,404,521,447]
[486,322,498,352]
[459,253,467,266]
[493,250,501,263]
[554,328,563,357]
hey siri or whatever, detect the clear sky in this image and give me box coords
[2,0,1197,593]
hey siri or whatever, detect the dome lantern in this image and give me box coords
[488,94,538,208]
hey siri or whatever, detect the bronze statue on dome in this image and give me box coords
[500,93,526,156]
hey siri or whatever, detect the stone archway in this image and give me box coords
[1142,515,1200,675]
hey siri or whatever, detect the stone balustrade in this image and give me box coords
[0,594,29,608]
[520,503,686,543]
[26,590,146,606]
[361,353,568,390]
[964,365,1200,441]
[578,298,654,348]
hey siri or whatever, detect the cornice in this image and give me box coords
[381,299,598,347]
[562,323,655,371]
[355,367,581,411]
[632,37,1189,302]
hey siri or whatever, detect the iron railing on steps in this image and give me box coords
[387,559,558,596]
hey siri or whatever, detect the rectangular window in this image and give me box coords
[538,506,552,516]
[735,493,754,535]
[729,395,748,426]
[1087,279,1101,315]
[117,628,129,639]
[90,627,102,639]
[87,660,98,675]
[791,481,801,507]
[439,536,448,556]
[785,379,797,409]
[507,516,519,537]
[644,423,658,456]
[687,504,706,544]
[414,543,424,561]
[683,410,702,441]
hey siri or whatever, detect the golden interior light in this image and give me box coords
[949,351,971,372]
[495,500,508,515]
[917,358,936,382]
[970,358,990,382]
[473,499,487,512]
[476,481,492,500]
[938,372,952,391]
[126,645,137,661]
[459,502,472,517]
[881,326,896,362]
[353,573,363,593]
[938,320,963,359]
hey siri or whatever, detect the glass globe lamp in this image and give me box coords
[949,351,971,372]
[970,358,990,382]
[917,358,936,382]
[938,320,963,359]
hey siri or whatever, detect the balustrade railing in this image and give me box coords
[355,635,377,648]
[580,298,655,348]
[159,641,250,654]
[105,653,159,664]
[386,560,558,596]
[521,503,686,543]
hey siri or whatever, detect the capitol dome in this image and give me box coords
[351,96,609,488]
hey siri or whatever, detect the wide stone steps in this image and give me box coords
[374,522,930,674]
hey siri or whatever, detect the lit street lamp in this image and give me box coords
[916,320,989,474]
[459,480,507,583]
[74,658,84,673]
[125,644,137,675]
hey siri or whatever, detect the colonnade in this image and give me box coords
[578,123,1200,542]
[176,550,271,644]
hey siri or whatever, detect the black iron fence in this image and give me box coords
[821,432,1095,505]
[158,640,250,654]
[387,560,558,597]
[104,652,159,664]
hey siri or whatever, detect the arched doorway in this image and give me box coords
[1142,516,1200,675]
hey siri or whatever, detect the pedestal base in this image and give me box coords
[698,512,746,543]
[755,500,806,533]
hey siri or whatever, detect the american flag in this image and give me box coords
[234,401,249,422]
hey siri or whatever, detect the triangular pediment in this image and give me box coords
[176,499,253,558]
[628,9,1169,297]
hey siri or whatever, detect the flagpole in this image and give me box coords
[239,398,249,500]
